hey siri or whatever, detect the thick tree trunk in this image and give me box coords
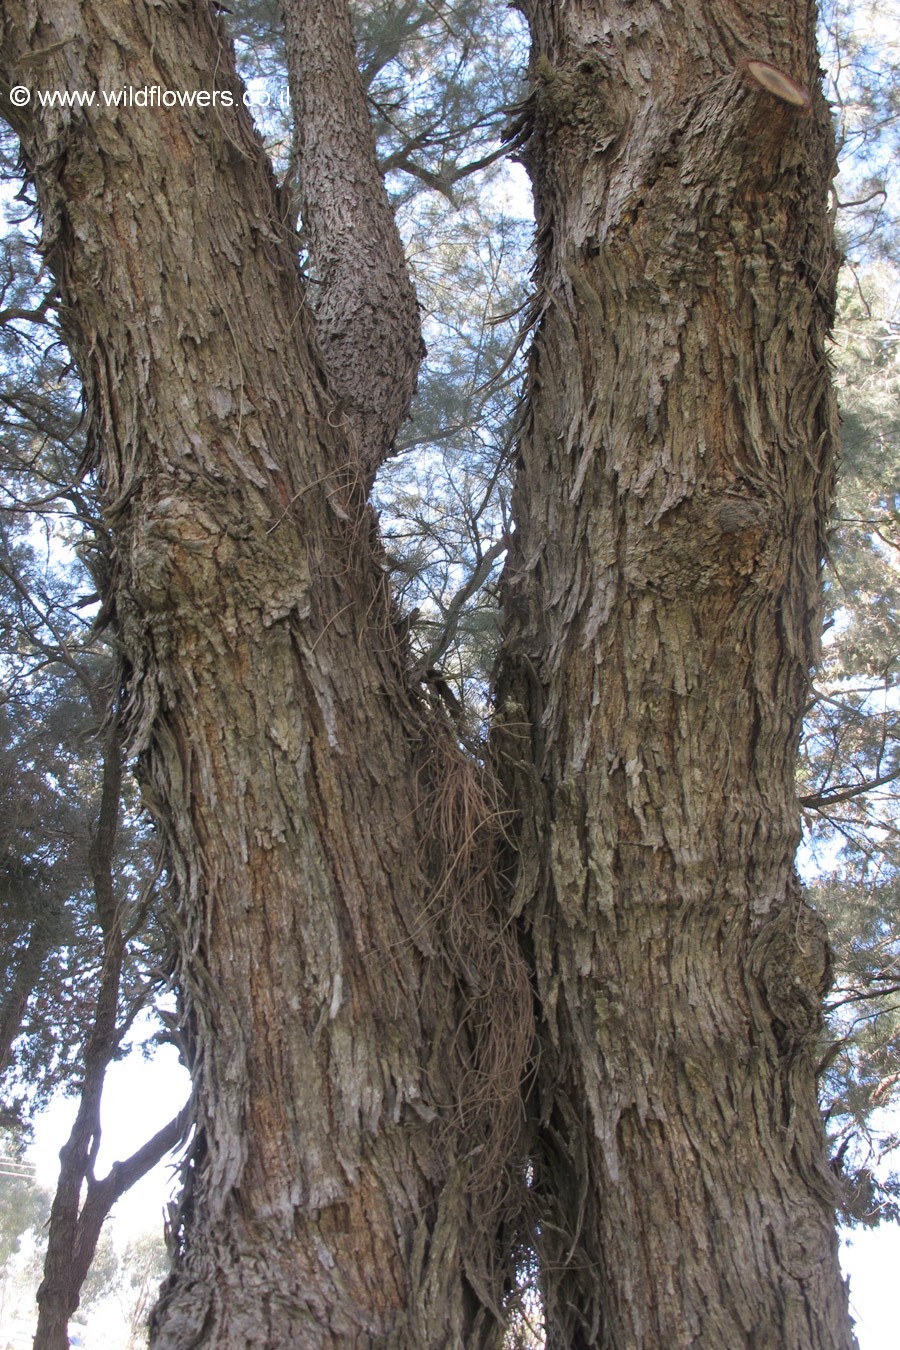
[495,1,854,1345]
[282,0,423,480]
[1,3,528,1345]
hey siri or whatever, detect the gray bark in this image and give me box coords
[495,0,855,1345]
[282,0,423,482]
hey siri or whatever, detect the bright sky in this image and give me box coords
[27,1039,189,1248]
[840,1223,900,1348]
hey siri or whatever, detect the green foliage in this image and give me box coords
[358,6,531,721]
[814,870,900,1224]
[119,1230,170,1349]
[357,0,526,203]
[821,0,900,257]
[380,201,530,722]
[78,1227,118,1315]
[0,1131,50,1264]
[0,136,168,1121]
[0,680,103,1114]
[801,261,900,1223]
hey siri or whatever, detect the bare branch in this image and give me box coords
[87,1101,191,1217]
[800,766,900,811]
[416,534,507,673]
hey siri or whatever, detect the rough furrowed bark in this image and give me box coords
[0,2,530,1344]
[496,1,855,1345]
[282,0,423,482]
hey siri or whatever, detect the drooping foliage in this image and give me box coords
[0,140,168,1120]
[802,263,900,1222]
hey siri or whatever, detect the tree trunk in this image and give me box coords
[495,1,854,1345]
[282,0,423,481]
[1,3,528,1344]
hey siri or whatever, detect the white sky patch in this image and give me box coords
[841,1220,900,1348]
[490,160,534,221]
[26,1038,190,1249]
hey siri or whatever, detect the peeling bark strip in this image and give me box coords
[0,2,530,1345]
[496,0,855,1346]
[282,0,423,481]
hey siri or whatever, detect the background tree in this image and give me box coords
[0,1134,50,1265]
[117,1230,170,1350]
[797,2,900,1227]
[0,136,189,1347]
[801,263,900,1226]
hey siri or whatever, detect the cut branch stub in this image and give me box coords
[741,59,812,111]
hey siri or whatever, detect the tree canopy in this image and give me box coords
[0,0,898,1345]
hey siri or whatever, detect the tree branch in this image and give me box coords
[416,534,507,674]
[87,1101,191,1218]
[799,766,900,810]
[281,0,422,482]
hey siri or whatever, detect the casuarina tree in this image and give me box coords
[0,1,856,1346]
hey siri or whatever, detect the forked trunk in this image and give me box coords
[495,1,855,1345]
